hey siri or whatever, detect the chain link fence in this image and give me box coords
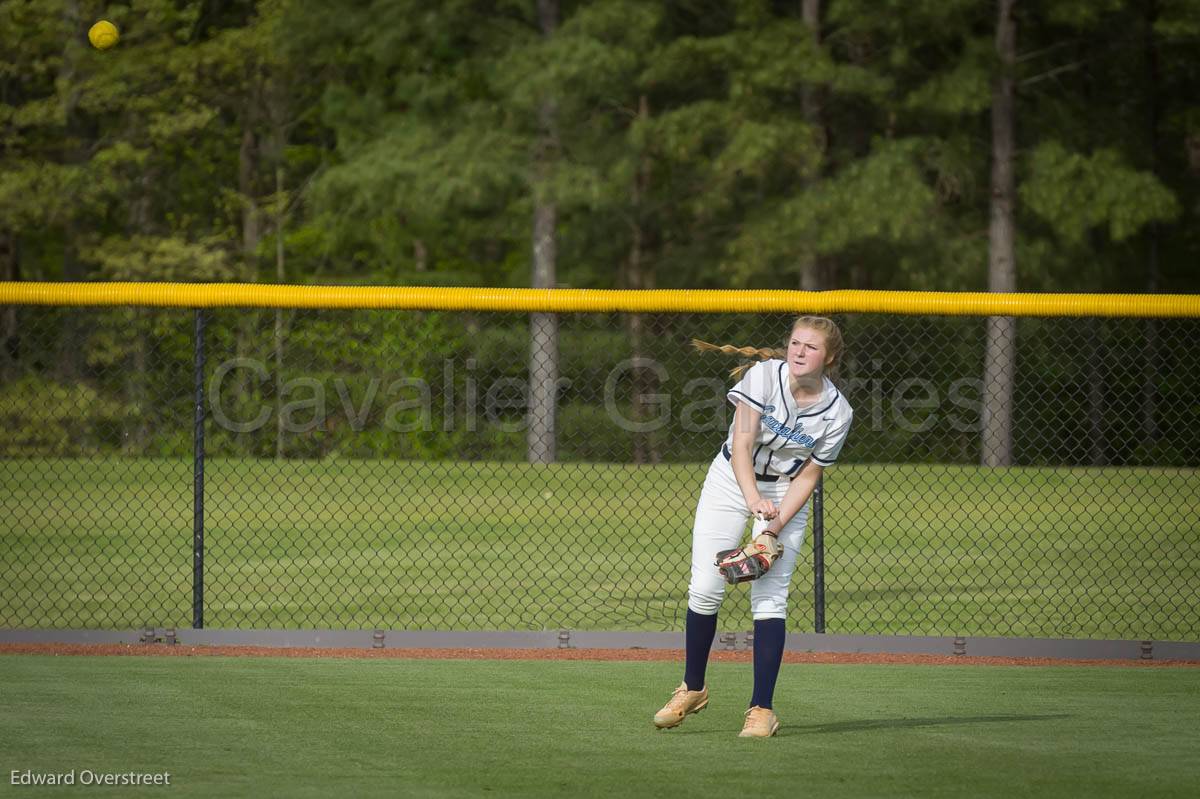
[1,302,1197,640]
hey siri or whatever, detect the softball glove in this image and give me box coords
[715,533,782,584]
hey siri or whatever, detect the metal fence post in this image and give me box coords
[192,309,206,629]
[813,473,825,633]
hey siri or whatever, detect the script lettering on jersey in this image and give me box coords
[759,412,816,447]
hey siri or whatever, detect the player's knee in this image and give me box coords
[750,592,788,620]
[688,585,723,615]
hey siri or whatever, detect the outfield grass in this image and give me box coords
[1,458,1197,639]
[1,655,1197,798]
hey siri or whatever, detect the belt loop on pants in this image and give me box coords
[722,443,779,482]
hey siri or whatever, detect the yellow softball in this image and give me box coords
[88,20,119,50]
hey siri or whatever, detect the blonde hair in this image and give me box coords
[693,316,845,381]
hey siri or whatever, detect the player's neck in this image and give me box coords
[789,373,825,404]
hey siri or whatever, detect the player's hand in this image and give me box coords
[748,498,778,521]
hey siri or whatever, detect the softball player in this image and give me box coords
[653,316,853,737]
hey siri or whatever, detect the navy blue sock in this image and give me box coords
[683,609,718,691]
[749,618,786,709]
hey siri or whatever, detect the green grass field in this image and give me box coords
[1,459,1197,639]
[1,655,1198,798]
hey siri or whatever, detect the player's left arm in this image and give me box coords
[761,412,852,534]
[761,460,823,536]
[717,459,823,583]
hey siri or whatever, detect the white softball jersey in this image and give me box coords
[686,359,853,620]
[722,359,853,477]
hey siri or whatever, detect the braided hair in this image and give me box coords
[692,316,845,381]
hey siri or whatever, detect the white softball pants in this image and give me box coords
[687,453,809,620]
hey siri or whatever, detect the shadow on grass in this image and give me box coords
[663,713,1070,737]
[790,713,1071,735]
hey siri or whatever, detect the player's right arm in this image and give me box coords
[730,402,778,521]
